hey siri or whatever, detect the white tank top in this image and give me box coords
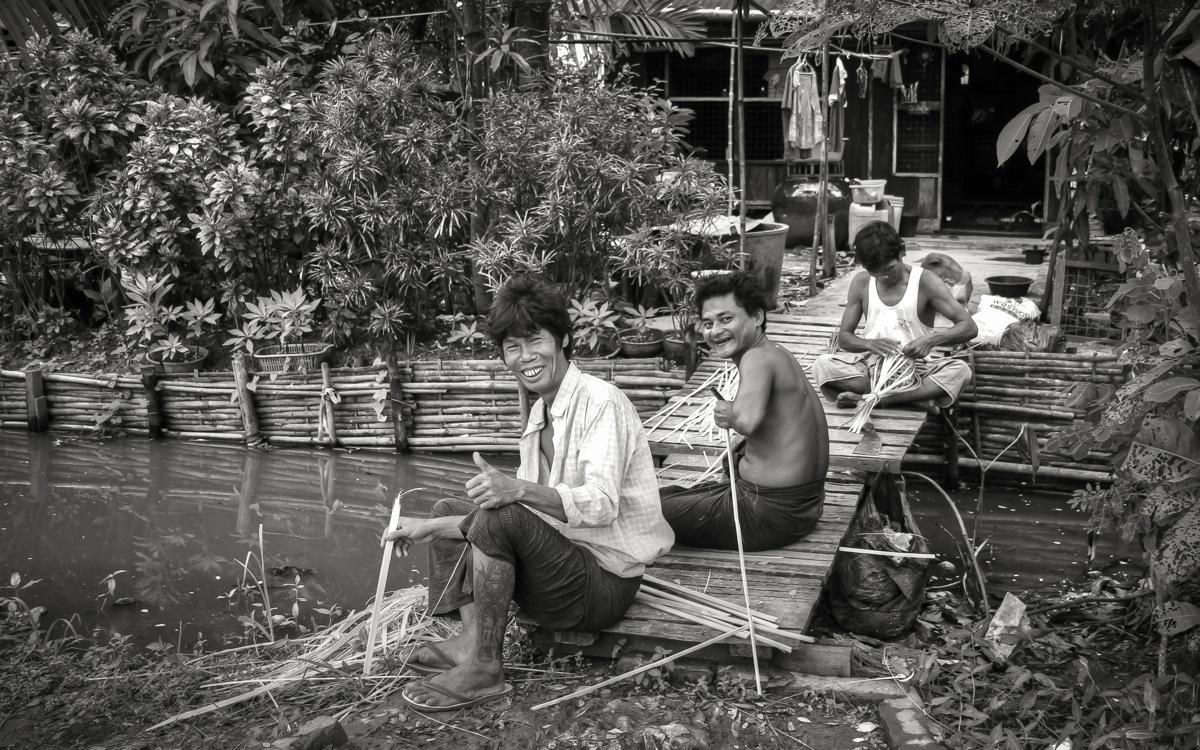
[863,266,932,348]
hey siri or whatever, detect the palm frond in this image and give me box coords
[2,0,111,57]
[560,0,705,57]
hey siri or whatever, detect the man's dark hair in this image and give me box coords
[852,220,905,273]
[487,275,573,359]
[694,271,769,332]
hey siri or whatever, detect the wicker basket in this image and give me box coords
[252,342,334,373]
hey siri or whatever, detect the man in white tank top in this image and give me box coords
[813,221,977,411]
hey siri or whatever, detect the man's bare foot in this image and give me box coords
[403,633,472,673]
[401,662,507,710]
[836,392,862,409]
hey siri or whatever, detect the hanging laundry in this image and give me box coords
[829,57,848,104]
[825,57,848,158]
[781,59,823,155]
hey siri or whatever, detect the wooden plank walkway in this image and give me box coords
[578,236,1054,669]
[555,307,938,673]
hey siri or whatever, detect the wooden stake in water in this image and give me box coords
[723,427,762,696]
[364,491,403,676]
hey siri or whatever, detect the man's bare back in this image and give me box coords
[736,337,829,487]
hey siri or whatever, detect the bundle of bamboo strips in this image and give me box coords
[847,354,920,433]
[637,577,812,649]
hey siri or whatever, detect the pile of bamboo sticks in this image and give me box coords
[638,575,812,652]
[910,350,1128,476]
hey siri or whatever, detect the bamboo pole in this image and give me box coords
[633,591,792,652]
[531,624,747,711]
[364,491,403,676]
[722,426,761,696]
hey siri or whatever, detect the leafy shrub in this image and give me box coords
[469,65,728,298]
[90,95,242,282]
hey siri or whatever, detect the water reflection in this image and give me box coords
[0,433,512,647]
[1,432,1139,647]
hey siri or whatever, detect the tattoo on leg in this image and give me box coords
[472,553,515,665]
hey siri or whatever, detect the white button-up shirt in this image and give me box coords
[520,363,674,577]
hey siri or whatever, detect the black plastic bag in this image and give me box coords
[829,473,931,640]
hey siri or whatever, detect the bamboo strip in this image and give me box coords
[958,402,1075,419]
[531,625,746,712]
[633,592,791,652]
[635,589,806,645]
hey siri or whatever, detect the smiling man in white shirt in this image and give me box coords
[385,275,674,713]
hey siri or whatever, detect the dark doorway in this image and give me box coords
[941,50,1044,235]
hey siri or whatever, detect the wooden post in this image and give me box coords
[387,360,408,452]
[232,353,263,447]
[942,408,960,491]
[141,366,164,439]
[316,362,338,448]
[24,368,49,433]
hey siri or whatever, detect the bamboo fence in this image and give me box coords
[908,350,1129,477]
[0,358,684,452]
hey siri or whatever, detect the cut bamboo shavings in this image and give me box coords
[149,586,438,731]
[847,353,921,433]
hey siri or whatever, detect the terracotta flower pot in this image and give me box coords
[149,346,209,373]
[618,328,664,358]
[662,330,688,362]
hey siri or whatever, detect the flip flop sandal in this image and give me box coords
[401,642,458,676]
[400,680,513,713]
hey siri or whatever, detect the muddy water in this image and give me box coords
[1,433,1138,647]
[907,477,1142,596]
[0,433,515,648]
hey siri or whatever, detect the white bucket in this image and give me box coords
[849,203,891,247]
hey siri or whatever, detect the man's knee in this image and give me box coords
[431,497,474,518]
[465,503,528,546]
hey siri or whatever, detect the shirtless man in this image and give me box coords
[813,220,977,410]
[659,272,829,551]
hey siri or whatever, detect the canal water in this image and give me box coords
[0,433,1136,647]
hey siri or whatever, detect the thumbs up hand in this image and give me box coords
[466,452,523,509]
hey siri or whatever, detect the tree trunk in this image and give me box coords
[511,0,551,79]
[1144,19,1200,328]
[452,0,494,313]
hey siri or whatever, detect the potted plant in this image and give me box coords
[616,304,665,357]
[568,297,620,358]
[225,288,331,372]
[121,272,220,373]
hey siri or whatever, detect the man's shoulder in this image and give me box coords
[848,271,871,295]
[740,340,801,380]
[575,369,631,405]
